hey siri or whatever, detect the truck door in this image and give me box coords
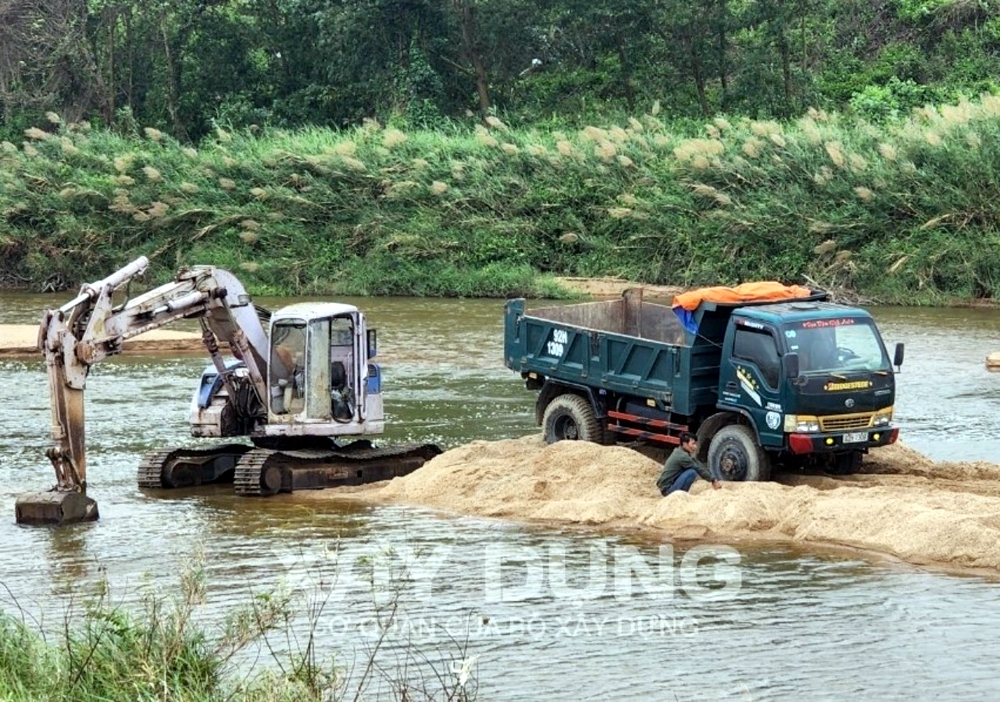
[720,322,785,448]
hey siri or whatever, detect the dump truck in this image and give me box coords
[504,285,904,480]
[16,256,440,526]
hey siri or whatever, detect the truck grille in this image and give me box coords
[820,413,874,432]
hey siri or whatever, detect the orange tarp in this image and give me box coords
[672,282,814,312]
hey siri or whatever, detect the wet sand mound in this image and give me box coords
[376,436,661,525]
[317,437,1000,574]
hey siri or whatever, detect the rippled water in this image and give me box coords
[2,293,1000,699]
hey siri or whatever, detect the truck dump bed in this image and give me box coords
[521,293,686,345]
[504,290,720,415]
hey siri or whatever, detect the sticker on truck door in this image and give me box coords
[736,367,762,406]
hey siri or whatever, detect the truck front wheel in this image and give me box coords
[708,425,771,482]
[828,451,863,475]
[542,394,604,444]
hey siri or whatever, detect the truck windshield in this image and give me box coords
[783,318,889,373]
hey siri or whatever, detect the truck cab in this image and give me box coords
[718,302,901,472]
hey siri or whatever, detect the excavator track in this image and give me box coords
[233,449,272,496]
[137,443,252,489]
[233,442,442,496]
[137,450,177,488]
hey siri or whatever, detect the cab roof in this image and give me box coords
[736,300,873,325]
[271,302,360,322]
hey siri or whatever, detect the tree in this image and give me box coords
[0,0,111,127]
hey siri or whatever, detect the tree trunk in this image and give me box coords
[716,0,728,110]
[688,37,711,116]
[777,27,792,114]
[124,5,134,109]
[161,22,188,140]
[453,0,490,117]
[615,34,635,112]
[106,3,117,120]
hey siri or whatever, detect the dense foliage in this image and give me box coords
[2,0,999,301]
[3,97,999,302]
[1,0,999,139]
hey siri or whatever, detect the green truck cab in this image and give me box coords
[503,287,904,481]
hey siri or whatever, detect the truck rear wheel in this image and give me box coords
[708,424,771,482]
[542,394,604,444]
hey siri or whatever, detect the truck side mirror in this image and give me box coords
[783,352,800,380]
[893,342,904,368]
[367,329,377,359]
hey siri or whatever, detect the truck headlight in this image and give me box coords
[873,407,893,427]
[784,414,820,433]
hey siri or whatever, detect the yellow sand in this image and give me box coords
[0,324,203,357]
[308,437,1000,575]
[988,351,1000,372]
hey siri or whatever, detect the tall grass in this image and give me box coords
[3,100,1000,302]
[0,560,477,701]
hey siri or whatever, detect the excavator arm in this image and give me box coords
[16,256,272,525]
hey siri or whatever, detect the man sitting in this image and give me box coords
[656,432,723,496]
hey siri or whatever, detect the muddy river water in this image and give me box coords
[2,294,1000,699]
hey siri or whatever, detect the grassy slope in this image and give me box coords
[2,102,1000,302]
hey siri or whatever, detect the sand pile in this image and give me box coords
[375,435,663,525]
[315,436,1000,574]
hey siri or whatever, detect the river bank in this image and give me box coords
[310,436,1000,578]
[0,324,202,358]
[6,102,1000,303]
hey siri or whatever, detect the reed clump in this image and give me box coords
[0,559,478,701]
[3,98,1000,302]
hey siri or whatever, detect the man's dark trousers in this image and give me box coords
[661,468,698,495]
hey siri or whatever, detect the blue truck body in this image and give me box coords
[504,288,903,480]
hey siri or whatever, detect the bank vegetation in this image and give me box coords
[2,96,999,303]
[0,563,476,701]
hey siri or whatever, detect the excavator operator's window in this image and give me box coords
[328,316,355,421]
[331,317,353,347]
[270,321,306,414]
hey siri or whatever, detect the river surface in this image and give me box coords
[1,294,1000,700]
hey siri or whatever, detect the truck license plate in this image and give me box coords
[843,431,868,443]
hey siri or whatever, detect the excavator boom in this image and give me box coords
[16,256,271,525]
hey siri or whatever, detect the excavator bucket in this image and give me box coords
[15,491,99,526]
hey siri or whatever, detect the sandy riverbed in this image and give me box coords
[0,324,203,358]
[304,437,1000,576]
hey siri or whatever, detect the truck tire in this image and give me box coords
[707,424,771,482]
[542,394,604,444]
[829,451,863,475]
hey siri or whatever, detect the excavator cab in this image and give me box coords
[263,303,384,437]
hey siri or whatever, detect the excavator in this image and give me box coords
[15,256,440,526]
